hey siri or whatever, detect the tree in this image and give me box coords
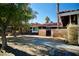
[45,16,50,23]
[0,4,18,49]
[50,21,53,23]
[11,4,38,36]
[0,3,37,49]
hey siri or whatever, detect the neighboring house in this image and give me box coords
[59,9,79,27]
[30,22,62,34]
[30,9,79,36]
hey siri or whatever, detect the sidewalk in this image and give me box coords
[0,35,66,41]
[0,35,53,38]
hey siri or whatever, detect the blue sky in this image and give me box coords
[29,3,79,23]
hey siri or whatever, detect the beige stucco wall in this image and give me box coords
[51,29,67,39]
[39,29,46,36]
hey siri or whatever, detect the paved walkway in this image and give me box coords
[0,35,66,40]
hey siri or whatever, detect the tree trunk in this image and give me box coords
[13,30,16,37]
[12,26,16,37]
[1,31,7,50]
[19,27,22,35]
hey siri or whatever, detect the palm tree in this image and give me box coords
[45,16,50,23]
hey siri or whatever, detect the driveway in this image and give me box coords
[0,35,79,56]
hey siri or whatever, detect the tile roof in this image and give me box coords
[31,22,63,27]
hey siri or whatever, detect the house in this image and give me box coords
[59,9,79,27]
[30,22,62,35]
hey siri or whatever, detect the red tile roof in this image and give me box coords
[31,22,63,27]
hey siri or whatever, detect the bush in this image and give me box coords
[67,24,79,45]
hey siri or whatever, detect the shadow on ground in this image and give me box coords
[0,37,77,56]
[0,44,33,56]
[0,44,77,56]
[7,37,34,45]
[7,37,65,45]
[48,48,77,56]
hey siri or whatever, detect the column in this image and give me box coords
[77,14,79,44]
[77,14,79,25]
[69,15,72,24]
[59,16,63,27]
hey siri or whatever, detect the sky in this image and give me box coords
[29,3,79,24]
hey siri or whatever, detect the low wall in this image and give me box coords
[39,29,46,36]
[38,29,67,40]
[51,29,67,39]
